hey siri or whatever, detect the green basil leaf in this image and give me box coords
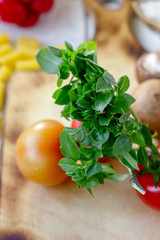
[115,93,135,108]
[113,134,132,155]
[57,78,63,87]
[52,85,72,105]
[101,163,129,181]
[65,41,74,52]
[106,173,129,182]
[90,128,109,149]
[99,115,113,126]
[119,111,130,123]
[48,46,62,57]
[36,47,63,74]
[137,147,148,167]
[122,151,138,170]
[139,124,152,147]
[102,137,114,158]
[58,64,70,79]
[87,177,99,188]
[103,72,117,87]
[117,75,130,93]
[132,131,145,147]
[60,130,80,159]
[61,105,70,120]
[86,162,102,177]
[77,41,97,62]
[65,126,85,142]
[93,91,113,113]
[96,77,113,92]
[59,158,76,172]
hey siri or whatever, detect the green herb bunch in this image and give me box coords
[36,41,160,194]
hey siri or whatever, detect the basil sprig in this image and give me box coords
[36,41,160,194]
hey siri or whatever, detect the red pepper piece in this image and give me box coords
[30,0,54,13]
[16,0,34,4]
[18,11,39,27]
[0,0,28,24]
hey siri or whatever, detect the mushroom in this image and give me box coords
[132,79,160,137]
[136,51,160,83]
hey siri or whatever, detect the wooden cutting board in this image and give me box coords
[1,1,160,240]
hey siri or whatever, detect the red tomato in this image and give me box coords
[0,0,27,23]
[18,11,39,27]
[30,0,54,13]
[16,120,68,186]
[71,120,82,128]
[136,145,160,210]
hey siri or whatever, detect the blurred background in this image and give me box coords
[0,0,159,50]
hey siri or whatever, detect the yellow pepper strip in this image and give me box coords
[16,59,40,71]
[0,51,22,68]
[0,114,2,135]
[0,82,5,110]
[0,33,10,45]
[17,46,39,59]
[0,44,13,57]
[0,65,13,84]
[17,37,40,48]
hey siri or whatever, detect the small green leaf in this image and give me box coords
[102,137,114,158]
[36,47,63,74]
[86,162,102,177]
[58,64,70,79]
[137,147,148,167]
[103,72,117,86]
[107,173,129,182]
[57,78,63,87]
[132,131,145,147]
[119,112,130,123]
[93,91,113,113]
[59,158,76,172]
[65,41,74,52]
[101,163,129,182]
[52,85,72,105]
[90,128,109,149]
[139,124,152,147]
[122,151,138,170]
[99,115,113,126]
[48,46,62,57]
[87,177,99,188]
[117,75,130,93]
[115,93,135,108]
[113,134,132,155]
[96,77,112,92]
[68,89,79,102]
[61,105,70,120]
[77,41,97,62]
[60,130,80,159]
[65,126,85,142]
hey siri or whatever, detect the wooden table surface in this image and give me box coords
[2,1,160,240]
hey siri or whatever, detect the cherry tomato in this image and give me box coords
[18,11,39,27]
[71,120,82,129]
[0,0,27,24]
[16,120,68,186]
[30,0,54,13]
[135,145,160,210]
